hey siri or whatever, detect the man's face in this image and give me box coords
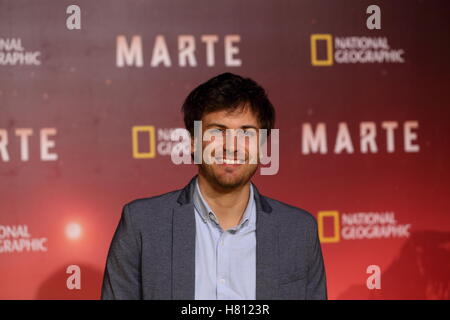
[195,104,261,190]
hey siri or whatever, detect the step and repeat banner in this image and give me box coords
[1,0,449,299]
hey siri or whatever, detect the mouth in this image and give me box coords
[214,157,246,165]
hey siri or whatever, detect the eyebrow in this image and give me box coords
[205,123,259,130]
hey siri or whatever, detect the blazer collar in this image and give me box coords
[176,174,273,214]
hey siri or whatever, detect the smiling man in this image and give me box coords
[101,72,327,300]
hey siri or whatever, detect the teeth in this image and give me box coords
[217,158,245,165]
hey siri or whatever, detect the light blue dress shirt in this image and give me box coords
[193,177,257,300]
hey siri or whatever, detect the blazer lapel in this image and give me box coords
[254,185,279,300]
[172,176,197,300]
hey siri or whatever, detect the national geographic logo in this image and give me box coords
[310,34,405,66]
[0,225,48,254]
[0,38,41,66]
[132,126,156,159]
[132,126,188,159]
[310,34,334,66]
[318,211,411,243]
[318,211,340,243]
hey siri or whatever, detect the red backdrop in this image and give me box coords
[0,0,449,299]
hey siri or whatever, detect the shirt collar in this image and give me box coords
[193,176,255,231]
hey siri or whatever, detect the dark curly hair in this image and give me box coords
[181,72,276,136]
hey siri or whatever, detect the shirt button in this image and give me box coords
[219,278,226,284]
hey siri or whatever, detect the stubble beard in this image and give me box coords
[198,163,258,192]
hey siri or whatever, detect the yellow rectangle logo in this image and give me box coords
[311,34,333,66]
[318,210,340,243]
[132,126,156,159]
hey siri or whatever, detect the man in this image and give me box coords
[101,72,327,300]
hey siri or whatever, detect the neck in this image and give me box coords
[197,173,251,230]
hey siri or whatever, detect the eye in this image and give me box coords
[209,128,223,134]
[243,129,256,136]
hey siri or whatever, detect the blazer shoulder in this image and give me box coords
[263,195,318,227]
[123,188,182,219]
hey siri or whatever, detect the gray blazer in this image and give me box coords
[101,175,327,300]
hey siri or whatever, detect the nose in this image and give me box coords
[223,133,245,160]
